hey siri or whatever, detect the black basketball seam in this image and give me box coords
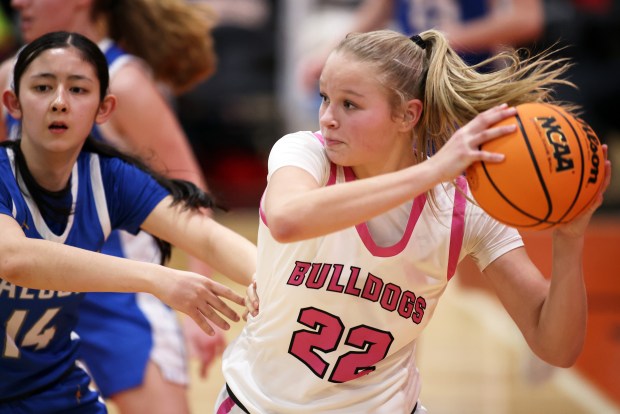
[547,106,586,224]
[479,113,551,227]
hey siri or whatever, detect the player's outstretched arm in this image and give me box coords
[0,214,245,335]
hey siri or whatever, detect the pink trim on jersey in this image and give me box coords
[313,131,325,144]
[216,397,236,414]
[263,132,433,259]
[342,165,356,181]
[356,195,427,257]
[326,163,338,186]
[259,190,267,226]
[325,164,427,257]
[447,176,467,280]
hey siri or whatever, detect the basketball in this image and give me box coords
[465,102,605,231]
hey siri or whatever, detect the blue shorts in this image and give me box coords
[0,364,107,414]
[75,232,188,398]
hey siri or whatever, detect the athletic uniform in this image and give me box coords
[2,39,188,399]
[217,131,522,413]
[0,147,168,413]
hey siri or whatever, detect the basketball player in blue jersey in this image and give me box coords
[217,30,611,413]
[0,31,256,414]
[1,1,224,413]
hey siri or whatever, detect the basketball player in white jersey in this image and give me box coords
[216,29,611,413]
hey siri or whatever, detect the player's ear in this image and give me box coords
[2,89,22,120]
[95,94,116,125]
[400,98,423,132]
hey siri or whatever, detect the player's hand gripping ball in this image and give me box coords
[466,103,605,230]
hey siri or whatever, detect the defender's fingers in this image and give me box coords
[207,280,245,307]
[188,309,215,336]
[196,301,233,330]
[202,291,241,323]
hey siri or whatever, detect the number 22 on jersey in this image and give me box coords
[288,307,394,383]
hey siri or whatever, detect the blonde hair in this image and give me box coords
[334,29,575,167]
[94,0,217,93]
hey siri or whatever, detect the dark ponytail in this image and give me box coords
[82,137,216,264]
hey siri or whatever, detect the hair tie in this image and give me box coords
[410,34,427,50]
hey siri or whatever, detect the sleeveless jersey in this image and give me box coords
[222,131,522,413]
[0,147,168,400]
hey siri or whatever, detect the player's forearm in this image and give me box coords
[2,237,165,295]
[149,130,209,191]
[536,234,587,366]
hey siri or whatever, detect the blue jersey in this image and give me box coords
[0,147,168,400]
[89,40,128,143]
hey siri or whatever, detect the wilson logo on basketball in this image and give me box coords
[577,118,601,184]
[536,116,574,172]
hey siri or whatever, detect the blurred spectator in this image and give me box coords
[298,0,544,86]
[176,0,285,208]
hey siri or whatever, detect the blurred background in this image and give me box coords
[1,0,617,412]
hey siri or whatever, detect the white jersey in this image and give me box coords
[222,131,523,413]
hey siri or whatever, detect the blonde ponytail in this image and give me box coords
[419,30,574,163]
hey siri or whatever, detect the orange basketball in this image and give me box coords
[465,103,605,231]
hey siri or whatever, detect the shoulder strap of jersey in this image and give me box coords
[88,153,112,240]
[2,147,19,219]
[91,40,132,142]
[447,176,467,280]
